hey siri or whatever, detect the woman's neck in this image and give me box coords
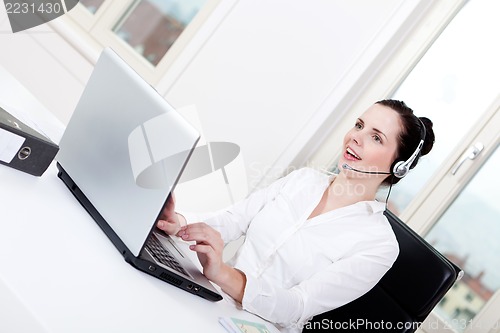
[327,172,380,208]
[308,172,382,220]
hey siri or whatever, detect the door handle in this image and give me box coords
[451,142,484,175]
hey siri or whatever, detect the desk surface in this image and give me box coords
[0,65,279,333]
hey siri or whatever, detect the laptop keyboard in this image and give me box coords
[146,235,189,277]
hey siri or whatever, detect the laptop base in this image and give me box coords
[56,162,222,302]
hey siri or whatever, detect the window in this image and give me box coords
[424,146,499,332]
[386,0,500,215]
[385,1,500,332]
[112,0,209,66]
[62,0,221,84]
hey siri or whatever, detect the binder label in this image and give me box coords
[0,128,26,163]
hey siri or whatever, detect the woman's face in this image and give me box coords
[339,103,401,180]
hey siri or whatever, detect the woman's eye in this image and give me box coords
[373,135,382,143]
[355,122,363,129]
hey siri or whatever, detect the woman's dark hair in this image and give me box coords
[376,99,435,185]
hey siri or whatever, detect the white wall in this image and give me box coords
[161,0,433,192]
[0,9,92,125]
[0,0,434,208]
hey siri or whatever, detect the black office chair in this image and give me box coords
[303,210,462,333]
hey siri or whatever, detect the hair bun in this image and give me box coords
[419,116,435,156]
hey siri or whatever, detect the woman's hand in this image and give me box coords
[178,223,246,303]
[156,194,185,236]
[178,223,225,281]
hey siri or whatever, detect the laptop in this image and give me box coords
[56,48,222,302]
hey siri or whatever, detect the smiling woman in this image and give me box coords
[155,100,435,332]
[340,103,402,181]
[340,100,434,187]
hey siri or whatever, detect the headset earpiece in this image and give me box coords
[391,118,426,179]
[392,160,410,178]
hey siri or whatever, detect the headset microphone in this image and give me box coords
[342,164,391,175]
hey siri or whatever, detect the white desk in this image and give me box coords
[0,66,279,333]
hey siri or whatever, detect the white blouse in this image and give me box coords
[183,168,399,332]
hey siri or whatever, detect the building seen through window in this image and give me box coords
[113,0,208,66]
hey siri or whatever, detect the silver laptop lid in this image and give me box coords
[57,48,199,257]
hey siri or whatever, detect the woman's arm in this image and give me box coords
[168,170,297,243]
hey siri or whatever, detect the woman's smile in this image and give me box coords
[344,146,361,161]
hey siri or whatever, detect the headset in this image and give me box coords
[342,117,426,179]
[391,117,426,178]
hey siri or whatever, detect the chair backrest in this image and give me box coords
[303,210,462,333]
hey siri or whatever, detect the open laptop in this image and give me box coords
[56,48,222,302]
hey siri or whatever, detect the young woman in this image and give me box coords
[157,99,435,332]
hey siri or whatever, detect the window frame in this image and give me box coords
[54,0,223,84]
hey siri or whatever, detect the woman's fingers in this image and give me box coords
[179,223,224,256]
[189,243,212,253]
[180,223,224,281]
[156,219,179,235]
[179,223,221,242]
[180,229,210,243]
[156,194,182,235]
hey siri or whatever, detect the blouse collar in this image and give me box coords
[325,172,386,214]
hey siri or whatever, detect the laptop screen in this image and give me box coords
[56,48,199,257]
